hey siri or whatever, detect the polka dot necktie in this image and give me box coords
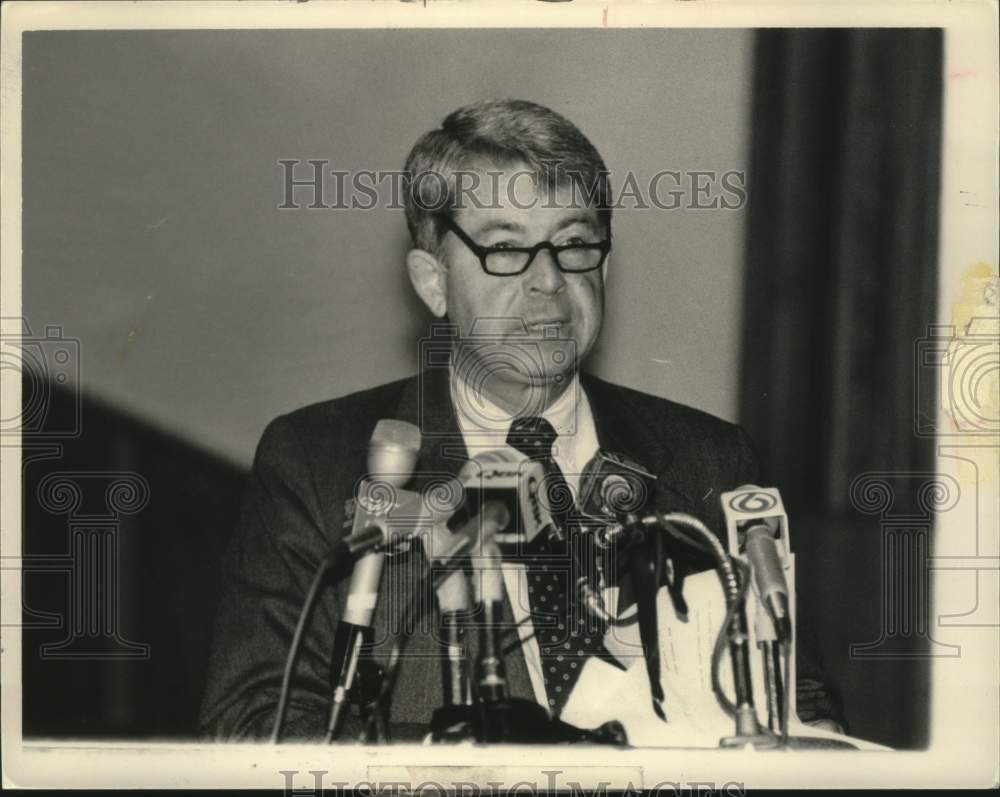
[507,416,603,716]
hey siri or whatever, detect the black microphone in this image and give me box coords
[576,450,656,615]
[579,449,668,719]
[579,449,656,528]
[455,447,553,553]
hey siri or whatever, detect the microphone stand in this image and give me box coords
[718,580,775,749]
[435,533,627,746]
[474,587,517,743]
[761,640,784,735]
[625,512,667,721]
[326,623,388,744]
[429,608,476,743]
[326,621,366,740]
[469,592,626,745]
[441,611,472,706]
[753,605,786,736]
[361,506,628,748]
[355,640,388,743]
[642,513,777,749]
[325,546,388,743]
[652,513,860,750]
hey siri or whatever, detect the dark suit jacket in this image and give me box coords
[199,368,842,740]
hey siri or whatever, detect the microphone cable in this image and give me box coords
[270,554,335,744]
[709,556,752,719]
[638,511,747,720]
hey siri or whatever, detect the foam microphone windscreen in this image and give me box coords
[368,419,422,486]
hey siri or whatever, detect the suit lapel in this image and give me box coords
[581,371,701,513]
[395,367,468,481]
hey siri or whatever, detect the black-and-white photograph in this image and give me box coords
[2,1,997,791]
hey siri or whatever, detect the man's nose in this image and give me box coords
[524,247,566,295]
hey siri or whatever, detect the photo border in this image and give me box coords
[2,0,997,789]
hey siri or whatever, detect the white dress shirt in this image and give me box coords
[451,368,617,712]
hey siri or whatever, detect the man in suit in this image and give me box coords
[200,99,843,741]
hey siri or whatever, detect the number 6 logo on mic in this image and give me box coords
[729,489,778,515]
[721,485,791,560]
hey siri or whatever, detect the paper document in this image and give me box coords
[560,569,889,751]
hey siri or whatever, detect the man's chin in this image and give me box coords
[462,361,576,390]
[502,368,573,387]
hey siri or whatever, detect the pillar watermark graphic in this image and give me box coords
[847,287,1000,659]
[2,316,153,660]
[32,471,151,659]
[848,472,962,659]
[914,290,1000,634]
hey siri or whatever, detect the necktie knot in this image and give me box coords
[506,415,559,461]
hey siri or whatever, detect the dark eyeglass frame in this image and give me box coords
[440,215,612,276]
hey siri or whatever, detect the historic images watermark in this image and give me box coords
[280,769,746,796]
[277,161,747,212]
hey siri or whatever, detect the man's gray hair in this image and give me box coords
[403,98,612,253]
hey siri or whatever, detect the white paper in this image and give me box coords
[561,570,890,751]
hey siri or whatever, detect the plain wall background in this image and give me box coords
[23,29,752,467]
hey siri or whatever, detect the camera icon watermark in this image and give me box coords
[417,319,579,437]
[1,318,81,439]
[914,312,999,438]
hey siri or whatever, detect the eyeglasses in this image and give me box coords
[441,216,611,277]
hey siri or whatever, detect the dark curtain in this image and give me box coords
[740,29,943,749]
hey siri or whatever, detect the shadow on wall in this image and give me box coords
[21,381,246,739]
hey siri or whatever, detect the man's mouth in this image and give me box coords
[524,318,568,334]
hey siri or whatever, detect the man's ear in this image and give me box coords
[406,248,448,318]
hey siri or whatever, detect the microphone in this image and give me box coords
[461,448,612,636]
[745,528,791,641]
[456,447,552,553]
[579,449,667,718]
[414,497,511,743]
[720,484,791,742]
[414,481,507,714]
[328,419,422,741]
[579,449,656,529]
[718,485,856,749]
[720,485,792,643]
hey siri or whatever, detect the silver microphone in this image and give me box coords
[328,420,422,740]
[720,484,792,643]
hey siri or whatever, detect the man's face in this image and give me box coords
[424,169,607,395]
